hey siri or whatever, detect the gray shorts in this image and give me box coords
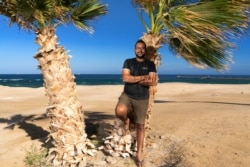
[117,93,149,124]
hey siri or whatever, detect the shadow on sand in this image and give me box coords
[0,114,49,145]
[0,111,115,146]
[84,111,116,140]
[155,100,250,106]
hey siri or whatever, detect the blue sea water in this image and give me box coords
[0,74,250,88]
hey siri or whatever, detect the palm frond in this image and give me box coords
[0,0,107,32]
[132,0,167,34]
[168,27,232,69]
[71,0,107,32]
[165,0,250,70]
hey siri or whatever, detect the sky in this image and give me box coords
[0,0,249,75]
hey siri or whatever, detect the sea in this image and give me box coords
[0,74,250,88]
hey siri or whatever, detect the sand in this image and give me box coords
[0,83,250,167]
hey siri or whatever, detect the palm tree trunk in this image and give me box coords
[141,33,164,130]
[34,26,94,166]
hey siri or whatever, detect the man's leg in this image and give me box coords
[136,123,145,166]
[115,103,130,134]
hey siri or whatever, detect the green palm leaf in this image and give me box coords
[71,0,107,32]
[164,0,250,69]
[0,0,107,32]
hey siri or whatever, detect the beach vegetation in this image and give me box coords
[0,0,107,166]
[132,0,250,129]
[24,144,51,167]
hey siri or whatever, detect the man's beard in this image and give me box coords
[136,53,145,59]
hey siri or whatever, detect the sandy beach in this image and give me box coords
[0,83,250,167]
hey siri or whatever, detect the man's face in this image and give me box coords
[135,42,146,59]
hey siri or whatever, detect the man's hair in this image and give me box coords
[135,39,146,48]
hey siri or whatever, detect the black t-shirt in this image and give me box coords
[123,58,156,100]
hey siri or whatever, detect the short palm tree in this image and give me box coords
[132,0,250,128]
[0,0,107,166]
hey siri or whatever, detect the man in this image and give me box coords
[115,39,157,167]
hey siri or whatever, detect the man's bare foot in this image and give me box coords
[136,149,144,166]
[135,159,144,167]
[135,154,144,167]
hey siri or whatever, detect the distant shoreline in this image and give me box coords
[0,74,250,88]
[1,73,250,76]
[176,75,250,80]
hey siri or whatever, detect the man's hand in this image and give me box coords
[139,73,156,86]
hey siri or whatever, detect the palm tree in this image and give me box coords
[0,0,107,166]
[132,0,250,129]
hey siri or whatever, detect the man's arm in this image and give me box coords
[139,72,157,86]
[122,69,146,83]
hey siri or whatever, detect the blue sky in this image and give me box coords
[0,1,249,75]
